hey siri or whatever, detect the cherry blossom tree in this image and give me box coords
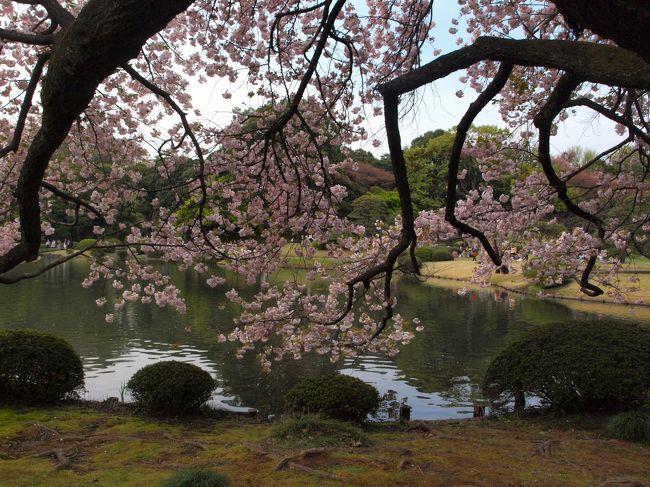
[1,0,649,368]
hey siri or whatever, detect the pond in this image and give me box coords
[0,257,641,419]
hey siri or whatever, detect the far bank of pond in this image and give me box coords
[423,259,650,321]
[1,257,648,420]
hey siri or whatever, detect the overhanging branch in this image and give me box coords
[566,97,650,146]
[0,52,50,159]
[0,27,54,45]
[533,74,606,297]
[550,0,650,64]
[378,37,650,96]
[375,36,645,299]
[41,181,104,222]
[444,62,514,268]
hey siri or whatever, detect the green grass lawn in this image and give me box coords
[279,244,340,269]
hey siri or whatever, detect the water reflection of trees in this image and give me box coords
[0,258,593,414]
[392,278,575,395]
[0,258,337,413]
[211,346,337,415]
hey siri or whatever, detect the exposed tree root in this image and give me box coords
[33,423,61,439]
[274,447,330,471]
[535,440,554,457]
[59,435,88,442]
[31,446,78,470]
[181,439,208,451]
[163,433,208,451]
[244,442,346,482]
[397,457,413,470]
[283,461,346,481]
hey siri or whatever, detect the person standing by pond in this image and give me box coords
[471,247,479,261]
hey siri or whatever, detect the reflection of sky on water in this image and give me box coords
[3,258,644,420]
[82,343,473,419]
[342,356,475,420]
[83,341,256,413]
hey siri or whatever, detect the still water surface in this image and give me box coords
[0,257,639,419]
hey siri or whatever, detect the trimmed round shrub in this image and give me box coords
[95,237,122,256]
[606,411,650,444]
[74,238,97,250]
[483,320,650,412]
[285,373,380,422]
[0,329,84,404]
[127,361,217,416]
[414,246,436,262]
[161,468,230,487]
[74,238,123,257]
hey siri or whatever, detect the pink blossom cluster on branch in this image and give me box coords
[1,0,649,367]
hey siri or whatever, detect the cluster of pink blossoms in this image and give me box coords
[1,1,649,368]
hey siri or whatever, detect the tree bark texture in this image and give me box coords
[551,0,650,64]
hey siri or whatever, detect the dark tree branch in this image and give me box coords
[376,62,513,277]
[563,136,633,182]
[444,62,514,269]
[265,0,347,137]
[38,0,75,28]
[321,92,418,331]
[374,34,650,299]
[122,63,231,260]
[0,0,195,277]
[533,74,605,297]
[566,97,650,146]
[0,52,50,159]
[0,27,54,45]
[363,91,418,342]
[379,37,650,95]
[550,0,650,64]
[41,181,104,221]
[121,66,207,202]
[12,0,74,27]
[269,1,325,53]
[0,245,91,284]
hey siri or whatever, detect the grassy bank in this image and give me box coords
[1,406,649,486]
[422,259,650,321]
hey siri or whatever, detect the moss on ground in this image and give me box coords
[1,406,649,486]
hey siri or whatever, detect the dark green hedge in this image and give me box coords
[285,373,380,422]
[483,320,650,412]
[160,469,230,487]
[74,238,97,250]
[0,329,84,404]
[127,361,217,416]
[415,246,454,262]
